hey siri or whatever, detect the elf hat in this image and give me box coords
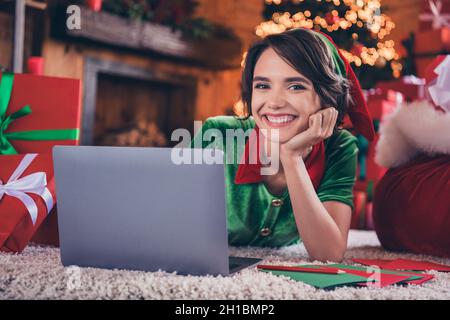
[313,31,376,142]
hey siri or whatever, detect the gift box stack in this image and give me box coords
[350,74,428,230]
[0,72,81,253]
[415,0,450,77]
[376,76,426,103]
[350,87,405,230]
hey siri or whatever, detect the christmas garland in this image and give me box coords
[102,0,237,40]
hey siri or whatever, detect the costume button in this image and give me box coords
[271,199,283,207]
[260,227,271,237]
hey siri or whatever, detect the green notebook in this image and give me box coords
[259,268,369,290]
[326,264,423,282]
[260,264,423,290]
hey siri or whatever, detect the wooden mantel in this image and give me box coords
[49,4,243,70]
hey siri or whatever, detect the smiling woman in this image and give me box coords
[251,47,332,147]
[242,29,352,145]
[191,28,375,262]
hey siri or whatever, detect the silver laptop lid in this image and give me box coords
[53,146,229,276]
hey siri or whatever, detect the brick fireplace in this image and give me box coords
[82,57,197,147]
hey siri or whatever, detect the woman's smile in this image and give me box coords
[251,48,322,143]
[261,113,299,128]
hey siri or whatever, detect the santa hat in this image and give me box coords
[375,55,450,168]
[314,31,376,142]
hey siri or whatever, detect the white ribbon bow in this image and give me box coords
[0,154,54,226]
[419,0,450,30]
[428,55,450,113]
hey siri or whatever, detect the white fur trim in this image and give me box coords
[375,100,450,168]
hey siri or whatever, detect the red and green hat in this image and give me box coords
[314,31,376,142]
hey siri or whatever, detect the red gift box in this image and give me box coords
[366,133,388,183]
[30,207,59,247]
[415,54,450,78]
[365,202,374,230]
[351,191,375,230]
[87,0,103,12]
[354,179,374,200]
[376,77,426,103]
[351,190,368,230]
[0,72,81,155]
[415,27,450,54]
[418,0,450,31]
[27,57,44,76]
[367,99,398,122]
[354,179,369,193]
[341,88,401,131]
[0,154,56,253]
[355,134,387,188]
[365,88,404,104]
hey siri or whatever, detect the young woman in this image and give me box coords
[191,28,375,262]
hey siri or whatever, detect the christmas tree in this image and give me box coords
[257,0,402,89]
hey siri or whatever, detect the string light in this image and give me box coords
[255,0,400,75]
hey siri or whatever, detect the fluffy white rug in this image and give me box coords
[1,230,449,300]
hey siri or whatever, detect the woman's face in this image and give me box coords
[251,47,322,143]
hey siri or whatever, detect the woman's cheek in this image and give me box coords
[250,98,263,119]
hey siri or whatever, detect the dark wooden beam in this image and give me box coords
[50,4,242,70]
[13,0,25,73]
[0,0,14,12]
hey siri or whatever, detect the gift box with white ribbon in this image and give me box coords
[0,154,55,253]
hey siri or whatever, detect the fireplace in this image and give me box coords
[82,57,197,147]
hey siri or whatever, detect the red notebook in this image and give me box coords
[323,264,414,288]
[383,259,450,272]
[352,258,450,272]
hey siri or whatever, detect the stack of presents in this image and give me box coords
[0,72,81,253]
[349,77,427,231]
[348,0,450,230]
[415,0,450,78]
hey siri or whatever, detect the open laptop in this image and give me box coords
[53,146,262,276]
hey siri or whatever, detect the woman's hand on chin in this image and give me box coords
[279,107,338,162]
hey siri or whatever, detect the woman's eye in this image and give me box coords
[289,84,306,91]
[254,83,269,89]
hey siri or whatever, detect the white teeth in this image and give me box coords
[266,115,295,123]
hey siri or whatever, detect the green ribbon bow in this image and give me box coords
[0,73,80,155]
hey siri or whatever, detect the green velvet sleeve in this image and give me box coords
[190,117,222,149]
[316,129,359,210]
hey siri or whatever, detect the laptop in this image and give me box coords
[53,146,262,276]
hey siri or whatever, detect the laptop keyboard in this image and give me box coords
[228,256,263,273]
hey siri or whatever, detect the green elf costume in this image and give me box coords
[191,30,375,247]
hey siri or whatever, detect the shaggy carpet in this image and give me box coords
[1,230,449,300]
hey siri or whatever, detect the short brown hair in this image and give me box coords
[240,28,352,130]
